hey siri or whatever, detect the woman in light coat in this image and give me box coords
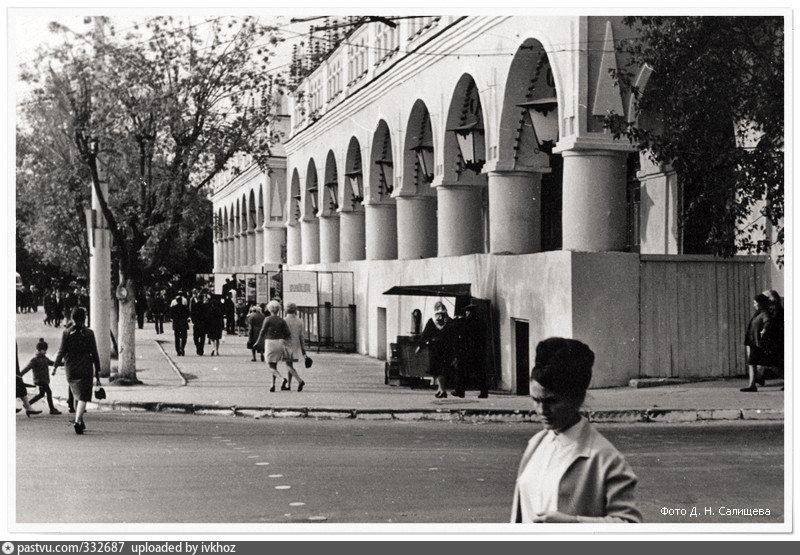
[511,337,642,523]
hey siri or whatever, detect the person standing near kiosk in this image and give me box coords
[451,303,489,399]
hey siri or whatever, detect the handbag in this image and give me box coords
[246,339,253,350]
[94,378,106,400]
[304,355,313,369]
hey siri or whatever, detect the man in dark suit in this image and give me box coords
[170,291,190,356]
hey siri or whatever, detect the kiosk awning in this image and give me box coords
[383,284,472,298]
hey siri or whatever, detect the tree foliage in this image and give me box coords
[604,16,784,260]
[16,117,91,278]
[19,16,283,378]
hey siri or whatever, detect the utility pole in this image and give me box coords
[88,17,112,377]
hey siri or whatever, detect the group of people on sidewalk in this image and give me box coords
[16,306,103,435]
[417,301,489,400]
[741,289,785,392]
[165,290,309,392]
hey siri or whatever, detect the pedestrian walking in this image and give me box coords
[169,291,190,357]
[417,301,456,399]
[151,290,166,335]
[246,305,266,362]
[741,293,774,392]
[16,343,41,417]
[282,302,307,392]
[762,289,784,384]
[206,295,225,356]
[135,290,147,330]
[51,307,103,435]
[190,291,209,356]
[254,300,291,392]
[20,338,61,415]
[511,337,642,523]
[223,293,236,335]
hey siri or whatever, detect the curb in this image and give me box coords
[52,398,784,424]
[153,339,188,386]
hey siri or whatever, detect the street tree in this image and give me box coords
[604,16,784,260]
[16,113,91,280]
[20,16,283,382]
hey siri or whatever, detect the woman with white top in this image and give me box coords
[282,302,307,392]
[511,337,642,523]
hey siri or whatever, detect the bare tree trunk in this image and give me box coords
[115,275,142,385]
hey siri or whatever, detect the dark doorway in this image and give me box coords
[514,319,530,395]
[541,153,563,251]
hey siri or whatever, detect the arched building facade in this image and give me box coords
[212,16,781,391]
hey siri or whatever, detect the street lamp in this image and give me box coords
[447,121,484,173]
[324,180,339,211]
[517,96,559,154]
[345,169,364,207]
[375,159,394,196]
[409,143,434,183]
[307,186,319,213]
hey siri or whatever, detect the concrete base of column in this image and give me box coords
[437,185,484,257]
[339,211,366,261]
[264,226,286,264]
[397,195,437,259]
[488,170,541,254]
[365,203,397,260]
[89,228,111,376]
[286,224,302,266]
[562,150,627,252]
[300,219,320,264]
[319,215,341,263]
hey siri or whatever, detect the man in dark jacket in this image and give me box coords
[223,293,237,335]
[170,291,190,356]
[190,292,209,356]
[451,304,489,399]
[151,290,166,335]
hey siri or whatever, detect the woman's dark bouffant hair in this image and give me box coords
[71,306,87,325]
[530,337,595,403]
[754,293,770,310]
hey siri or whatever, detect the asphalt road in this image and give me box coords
[15,413,783,524]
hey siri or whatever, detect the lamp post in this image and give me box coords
[447,121,484,173]
[517,96,559,154]
[308,186,319,213]
[345,169,364,208]
[324,180,339,211]
[374,159,394,196]
[410,143,434,183]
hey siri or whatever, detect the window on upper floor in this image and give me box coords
[374,22,400,67]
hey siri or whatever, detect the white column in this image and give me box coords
[88,176,111,376]
[247,230,257,266]
[286,223,302,266]
[240,232,249,268]
[213,239,221,272]
[561,149,627,252]
[319,215,340,263]
[487,170,542,254]
[396,195,437,259]
[224,237,232,270]
[436,184,483,257]
[339,211,366,261]
[255,228,264,266]
[264,226,286,264]
[301,219,320,264]
[365,203,397,260]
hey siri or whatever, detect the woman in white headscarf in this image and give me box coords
[417,301,454,399]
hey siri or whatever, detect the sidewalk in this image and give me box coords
[34,322,785,424]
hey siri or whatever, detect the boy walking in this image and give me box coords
[20,338,61,415]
